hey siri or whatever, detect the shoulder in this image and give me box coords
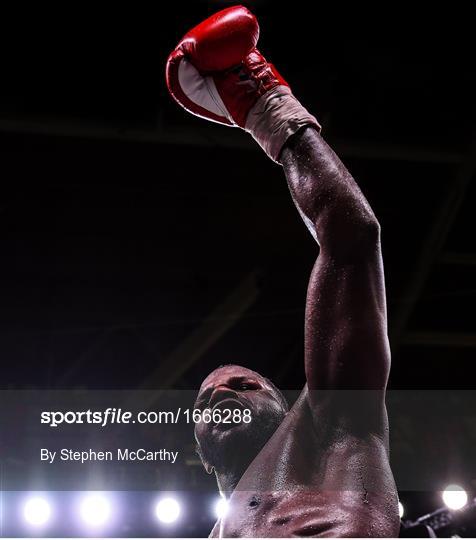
[303,384,390,442]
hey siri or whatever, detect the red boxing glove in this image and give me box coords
[173,5,259,73]
[166,5,320,162]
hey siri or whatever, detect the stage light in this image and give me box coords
[398,501,404,518]
[442,484,468,510]
[80,494,111,526]
[155,497,181,524]
[23,497,51,526]
[214,497,229,519]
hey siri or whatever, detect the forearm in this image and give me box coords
[280,127,380,260]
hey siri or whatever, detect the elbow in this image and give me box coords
[357,215,381,248]
[319,213,381,262]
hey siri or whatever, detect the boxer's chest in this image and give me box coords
[210,388,397,537]
[217,489,347,537]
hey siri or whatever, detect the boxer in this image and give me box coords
[166,6,400,537]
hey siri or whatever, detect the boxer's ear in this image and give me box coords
[195,444,214,474]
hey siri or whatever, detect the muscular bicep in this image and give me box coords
[304,245,390,425]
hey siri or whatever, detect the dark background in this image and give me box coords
[0,1,474,536]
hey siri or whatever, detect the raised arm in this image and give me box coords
[165,4,390,433]
[281,128,390,431]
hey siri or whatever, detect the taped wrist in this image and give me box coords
[244,85,321,163]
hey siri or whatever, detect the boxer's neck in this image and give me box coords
[215,460,249,497]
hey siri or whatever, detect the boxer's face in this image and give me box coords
[194,365,287,473]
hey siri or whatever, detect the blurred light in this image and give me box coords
[80,494,111,526]
[442,484,468,510]
[23,497,51,526]
[214,497,229,519]
[398,501,404,518]
[155,497,181,524]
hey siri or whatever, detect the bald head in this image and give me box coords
[194,363,289,478]
[199,364,288,412]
